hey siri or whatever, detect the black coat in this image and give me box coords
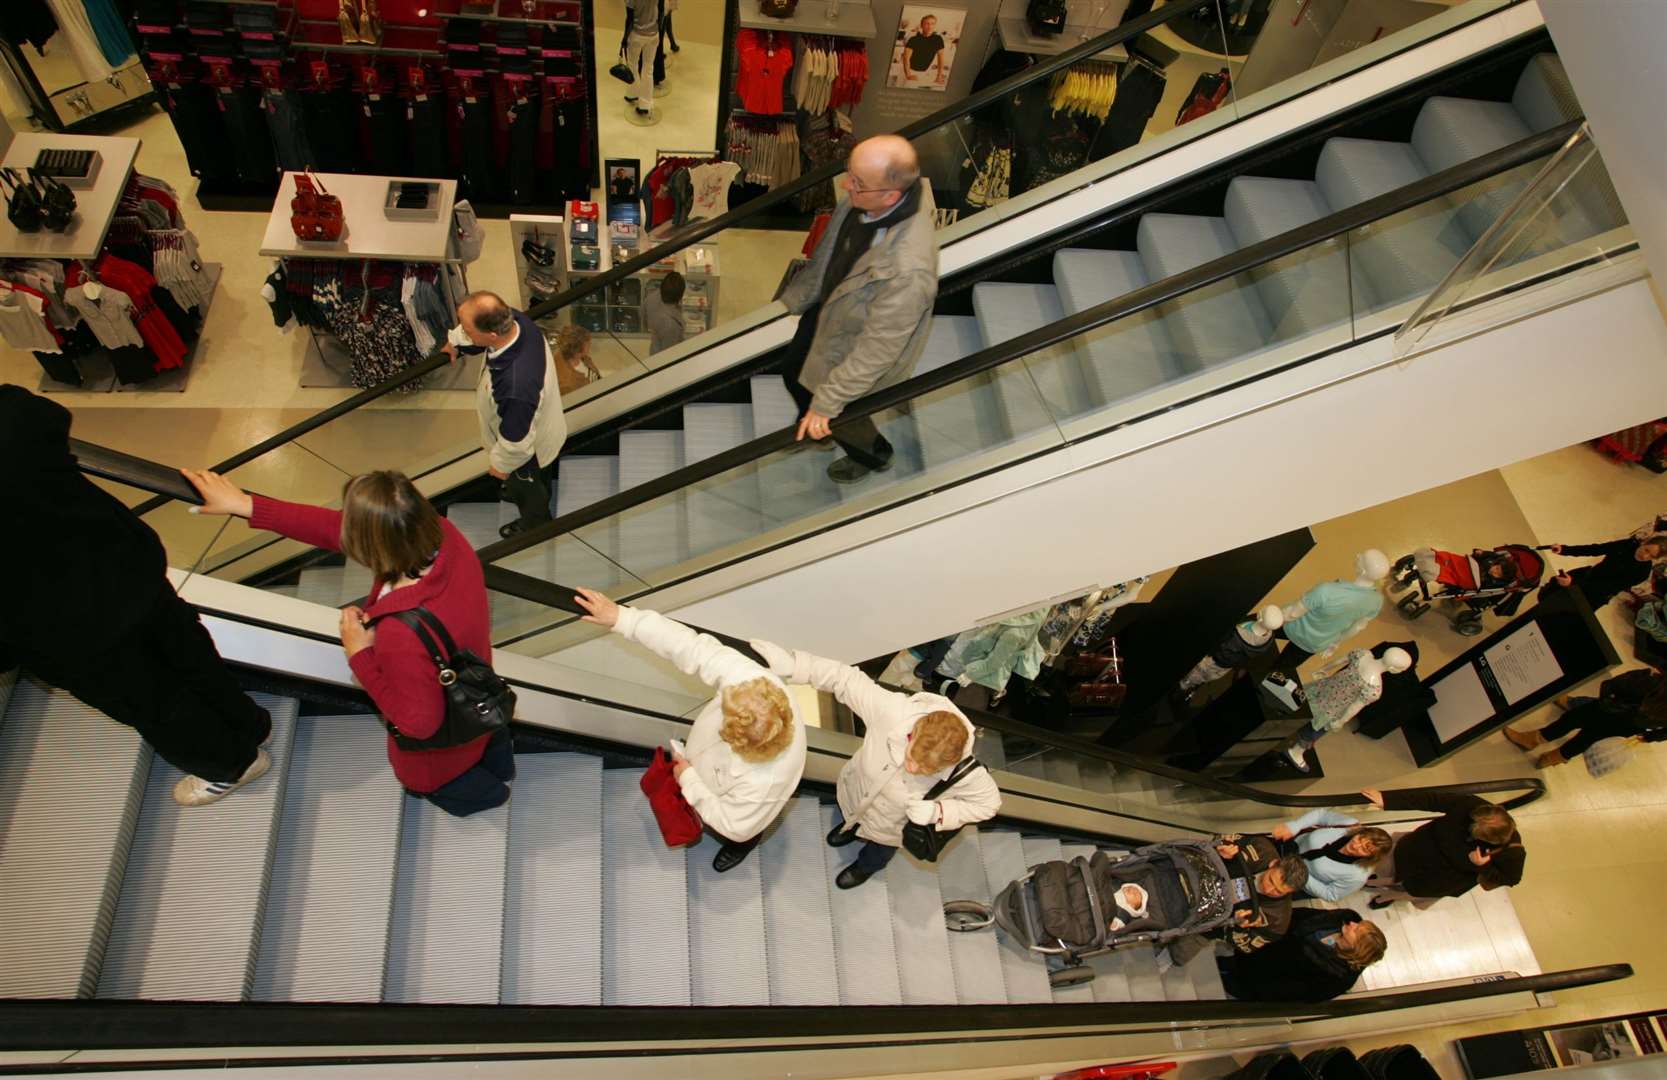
[1218,908,1363,1002]
[0,385,171,664]
[1557,538,1652,610]
[1381,790,1525,898]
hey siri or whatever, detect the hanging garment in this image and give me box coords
[81,0,134,67]
[262,89,316,173]
[1092,61,1166,160]
[0,284,60,351]
[44,0,117,81]
[218,85,279,186]
[64,283,146,350]
[162,84,239,185]
[938,610,1049,694]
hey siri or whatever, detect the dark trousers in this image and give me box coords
[21,589,269,782]
[773,303,893,470]
[1541,699,1636,759]
[502,458,555,527]
[832,812,899,873]
[1273,629,1313,672]
[706,824,761,864]
[422,728,516,817]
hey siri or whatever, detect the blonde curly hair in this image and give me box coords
[909,711,969,773]
[720,678,796,762]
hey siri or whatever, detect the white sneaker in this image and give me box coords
[1285,746,1311,771]
[1155,949,1175,974]
[172,750,271,807]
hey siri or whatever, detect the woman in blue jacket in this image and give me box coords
[1272,810,1393,902]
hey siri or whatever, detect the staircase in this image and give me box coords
[0,681,1539,1009]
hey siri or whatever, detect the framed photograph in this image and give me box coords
[605,157,641,200]
[886,5,965,92]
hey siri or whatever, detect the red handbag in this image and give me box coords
[640,747,702,847]
[290,170,344,242]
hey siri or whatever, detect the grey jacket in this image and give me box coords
[780,179,940,418]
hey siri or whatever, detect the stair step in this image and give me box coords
[1020,836,1064,869]
[881,836,960,1005]
[936,827,1007,1004]
[383,781,511,1004]
[748,373,799,435]
[759,797,839,1006]
[555,455,621,516]
[682,402,762,560]
[502,753,604,1004]
[1059,843,1134,1003]
[1412,95,1534,244]
[971,282,1083,431]
[747,375,842,531]
[909,315,1002,472]
[615,429,687,577]
[253,715,402,1003]
[1041,756,1083,790]
[601,769,691,1005]
[819,805,904,1005]
[686,832,771,1006]
[296,567,344,608]
[1222,177,1351,341]
[1136,213,1273,369]
[977,831,1053,1003]
[446,501,512,548]
[97,694,297,1002]
[0,683,151,998]
[552,455,626,588]
[1051,248,1180,407]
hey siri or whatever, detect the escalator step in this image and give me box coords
[971,282,1084,432]
[1052,248,1180,408]
[0,682,151,999]
[682,403,760,559]
[1019,835,1094,1003]
[881,835,960,1005]
[252,715,401,1003]
[1411,95,1535,244]
[1136,213,1274,370]
[819,804,903,1005]
[383,782,511,1004]
[686,833,770,1006]
[977,830,1053,1003]
[97,694,297,1002]
[759,796,838,1006]
[502,753,604,1005]
[910,315,1004,473]
[1222,176,1351,342]
[600,769,691,1005]
[936,826,1007,1004]
[1041,756,1082,790]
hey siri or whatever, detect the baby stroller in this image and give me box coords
[942,839,1233,988]
[1392,544,1546,636]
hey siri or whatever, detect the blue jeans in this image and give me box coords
[834,811,898,873]
[422,729,515,817]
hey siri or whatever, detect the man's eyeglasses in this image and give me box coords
[842,171,905,195]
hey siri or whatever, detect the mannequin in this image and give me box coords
[1179,604,1284,695]
[1282,646,1412,771]
[1276,549,1391,670]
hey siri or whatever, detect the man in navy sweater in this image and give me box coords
[444,291,569,537]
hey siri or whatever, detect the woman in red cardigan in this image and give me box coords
[183,468,512,816]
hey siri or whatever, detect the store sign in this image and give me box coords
[1458,1011,1667,1076]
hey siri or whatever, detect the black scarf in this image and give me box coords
[816,179,922,307]
[1300,832,1366,864]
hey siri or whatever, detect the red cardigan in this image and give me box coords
[252,495,494,792]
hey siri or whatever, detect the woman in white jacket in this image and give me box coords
[753,638,1002,890]
[578,588,806,873]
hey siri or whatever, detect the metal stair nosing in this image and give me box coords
[818,804,904,1006]
[0,682,152,999]
[501,753,605,1005]
[96,694,298,1002]
[759,796,839,1006]
[600,769,692,1006]
[252,715,404,1003]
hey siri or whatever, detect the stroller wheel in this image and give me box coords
[1049,963,1096,989]
[1397,596,1430,619]
[1455,613,1486,636]
[943,900,994,932]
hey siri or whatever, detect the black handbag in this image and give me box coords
[1026,0,1067,37]
[33,170,76,232]
[369,605,515,750]
[900,756,984,862]
[3,168,44,233]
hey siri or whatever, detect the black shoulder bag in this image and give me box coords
[901,756,984,862]
[370,605,515,750]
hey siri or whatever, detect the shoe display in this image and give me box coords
[172,749,271,807]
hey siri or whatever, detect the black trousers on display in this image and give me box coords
[408,97,449,178]
[20,589,270,782]
[771,302,894,470]
[165,84,237,184]
[459,97,498,202]
[508,94,540,205]
[220,86,278,186]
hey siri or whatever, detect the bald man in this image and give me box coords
[777,134,940,484]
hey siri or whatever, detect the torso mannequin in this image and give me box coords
[1180,604,1284,693]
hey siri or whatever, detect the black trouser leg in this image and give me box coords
[1543,703,1633,759]
[502,460,554,527]
[421,729,515,817]
[1273,629,1312,672]
[706,825,761,867]
[26,590,268,782]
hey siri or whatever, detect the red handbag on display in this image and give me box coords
[290,170,344,242]
[640,747,703,847]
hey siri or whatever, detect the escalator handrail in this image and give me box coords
[87,446,1548,823]
[126,0,1220,520]
[0,964,1632,1049]
[474,119,1585,568]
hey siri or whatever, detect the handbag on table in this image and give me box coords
[900,756,984,862]
[290,170,344,241]
[641,746,703,846]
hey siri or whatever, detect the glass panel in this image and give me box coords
[1396,133,1635,358]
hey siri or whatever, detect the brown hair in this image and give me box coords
[909,711,969,773]
[719,678,796,763]
[1351,826,1394,864]
[339,471,444,581]
[1269,855,1309,894]
[1337,920,1388,969]
[1470,804,1516,847]
[552,323,591,361]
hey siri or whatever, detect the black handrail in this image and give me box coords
[126,0,1222,519]
[474,119,1583,567]
[0,964,1631,1050]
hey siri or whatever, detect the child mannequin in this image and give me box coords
[1180,604,1285,695]
[1282,646,1411,771]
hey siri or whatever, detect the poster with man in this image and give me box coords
[886,5,964,91]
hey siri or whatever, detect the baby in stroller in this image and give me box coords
[1393,544,1545,635]
[942,839,1237,989]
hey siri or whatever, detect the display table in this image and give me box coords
[737,1,875,39]
[0,133,140,260]
[259,172,475,390]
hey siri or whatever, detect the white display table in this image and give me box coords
[0,133,141,261]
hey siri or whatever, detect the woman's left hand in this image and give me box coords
[340,605,375,658]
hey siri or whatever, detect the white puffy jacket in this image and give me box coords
[614,608,806,842]
[755,640,1001,847]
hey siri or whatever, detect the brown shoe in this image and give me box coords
[1553,694,1572,712]
[1534,750,1566,769]
[1503,727,1543,751]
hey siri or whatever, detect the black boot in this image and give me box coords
[713,839,754,873]
[826,822,858,848]
[836,863,872,890]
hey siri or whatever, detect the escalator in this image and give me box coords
[167,1,1565,594]
[0,452,1632,1074]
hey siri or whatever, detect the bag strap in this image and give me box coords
[925,756,983,801]
[368,606,457,670]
